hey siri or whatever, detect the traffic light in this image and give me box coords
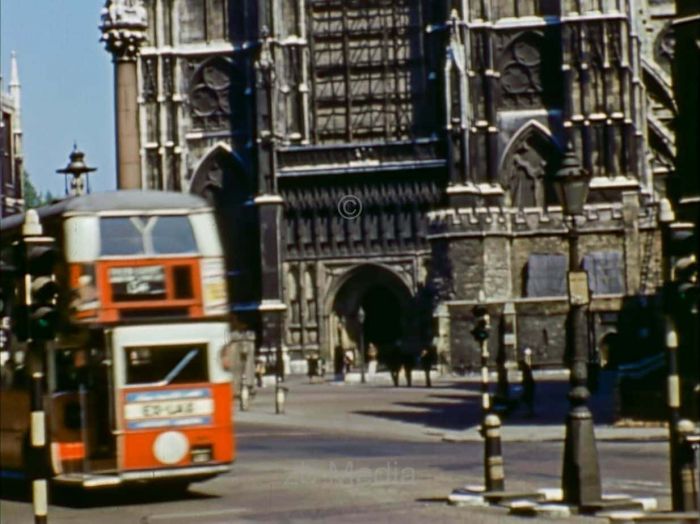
[668,222,698,308]
[13,236,60,342]
[471,304,491,342]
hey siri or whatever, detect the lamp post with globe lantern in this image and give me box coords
[553,145,602,508]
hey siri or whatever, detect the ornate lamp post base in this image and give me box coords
[562,400,602,506]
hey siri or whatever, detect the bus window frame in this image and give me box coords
[98,215,198,259]
[119,340,211,389]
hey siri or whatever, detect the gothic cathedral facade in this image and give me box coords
[133,0,677,369]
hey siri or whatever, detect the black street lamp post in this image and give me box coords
[553,146,602,508]
[357,307,366,384]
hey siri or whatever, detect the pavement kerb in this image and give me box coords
[236,412,668,444]
[440,426,669,443]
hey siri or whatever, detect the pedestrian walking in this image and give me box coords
[402,349,414,387]
[420,346,434,387]
[385,343,401,387]
[255,356,266,388]
[343,348,354,374]
[307,352,319,384]
[367,342,378,378]
[334,345,344,379]
[520,348,536,417]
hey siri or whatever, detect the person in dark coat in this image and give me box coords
[401,349,414,387]
[520,348,536,417]
[420,346,435,387]
[385,343,401,387]
[334,345,344,379]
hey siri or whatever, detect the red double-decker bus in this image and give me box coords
[0,191,235,489]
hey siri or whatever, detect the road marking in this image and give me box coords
[611,479,664,487]
[237,431,314,437]
[145,508,247,521]
[607,479,668,493]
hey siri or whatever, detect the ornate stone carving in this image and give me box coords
[502,125,560,209]
[186,57,242,131]
[654,24,675,77]
[283,178,441,258]
[304,268,317,322]
[100,0,148,60]
[141,56,157,103]
[499,32,544,109]
[162,56,174,98]
[287,267,300,324]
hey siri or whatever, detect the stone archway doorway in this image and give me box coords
[327,264,414,375]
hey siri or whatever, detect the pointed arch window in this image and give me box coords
[501,123,561,209]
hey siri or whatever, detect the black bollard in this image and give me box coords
[483,413,505,492]
[473,304,506,493]
[676,419,699,512]
[30,371,48,524]
[665,321,684,510]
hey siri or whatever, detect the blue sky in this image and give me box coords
[1,1,115,196]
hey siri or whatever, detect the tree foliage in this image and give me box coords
[22,171,54,208]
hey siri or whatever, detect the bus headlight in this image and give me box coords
[191,445,213,463]
[153,431,189,465]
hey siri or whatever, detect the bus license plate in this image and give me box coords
[125,389,214,429]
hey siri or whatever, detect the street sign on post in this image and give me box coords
[567,271,590,306]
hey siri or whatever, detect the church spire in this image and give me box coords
[9,51,21,134]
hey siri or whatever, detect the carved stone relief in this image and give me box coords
[498,32,544,110]
[186,57,242,131]
[502,126,560,209]
[654,24,675,77]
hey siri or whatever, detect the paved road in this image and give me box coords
[0,377,672,523]
[0,424,670,523]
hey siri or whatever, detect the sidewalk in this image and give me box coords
[236,373,669,443]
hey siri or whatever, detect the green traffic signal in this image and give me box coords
[30,306,59,340]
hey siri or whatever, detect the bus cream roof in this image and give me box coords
[1,191,212,231]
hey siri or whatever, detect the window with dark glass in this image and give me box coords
[582,251,624,295]
[125,344,208,385]
[525,253,567,297]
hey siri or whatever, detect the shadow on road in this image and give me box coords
[352,375,617,432]
[0,479,216,508]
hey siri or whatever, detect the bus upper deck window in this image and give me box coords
[100,217,144,255]
[151,216,197,255]
[99,216,197,256]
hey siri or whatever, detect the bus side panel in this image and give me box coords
[119,382,233,471]
[0,389,30,471]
